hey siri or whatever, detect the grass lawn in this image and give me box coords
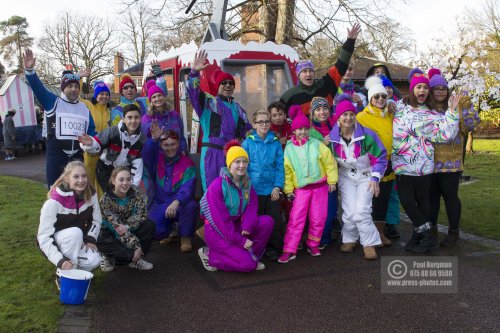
[0,176,63,332]
[435,139,500,240]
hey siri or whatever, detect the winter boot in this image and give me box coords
[440,228,460,247]
[411,223,438,253]
[195,226,205,241]
[375,222,392,247]
[404,231,421,252]
[384,223,400,239]
[340,242,356,253]
[363,246,377,260]
[180,237,193,253]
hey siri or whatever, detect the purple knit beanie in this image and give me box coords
[289,105,310,131]
[428,68,448,88]
[295,60,315,76]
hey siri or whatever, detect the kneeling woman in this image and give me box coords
[330,95,387,259]
[198,142,274,272]
[38,161,101,271]
[97,167,156,271]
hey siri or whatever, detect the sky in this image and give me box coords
[0,0,490,64]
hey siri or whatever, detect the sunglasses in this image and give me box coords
[122,85,136,90]
[255,120,271,126]
[220,80,235,86]
[373,94,388,100]
[159,130,179,141]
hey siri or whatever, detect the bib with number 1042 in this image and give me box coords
[55,99,90,140]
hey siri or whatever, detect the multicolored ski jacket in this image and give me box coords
[81,120,146,186]
[329,122,387,181]
[200,168,259,247]
[109,79,167,126]
[283,136,338,194]
[392,101,459,176]
[142,138,196,206]
[38,187,101,268]
[141,110,187,153]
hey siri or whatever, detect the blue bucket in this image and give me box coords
[56,269,93,305]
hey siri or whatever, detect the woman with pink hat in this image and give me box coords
[329,94,387,260]
[392,70,460,253]
[141,79,187,153]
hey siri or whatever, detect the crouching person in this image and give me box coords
[142,123,198,253]
[97,167,156,271]
[38,161,101,271]
[198,141,273,272]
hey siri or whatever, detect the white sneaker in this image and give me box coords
[129,258,153,270]
[100,256,114,272]
[256,262,265,271]
[198,247,217,271]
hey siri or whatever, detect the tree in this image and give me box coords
[0,16,33,73]
[128,0,395,50]
[117,0,160,67]
[416,12,500,153]
[361,18,414,62]
[38,13,119,83]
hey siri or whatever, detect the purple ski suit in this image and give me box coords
[200,168,273,272]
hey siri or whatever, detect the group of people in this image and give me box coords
[33,21,479,276]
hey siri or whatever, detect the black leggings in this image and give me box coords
[258,195,283,250]
[97,219,156,266]
[372,180,394,221]
[396,174,433,228]
[429,172,462,230]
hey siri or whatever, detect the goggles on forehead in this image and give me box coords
[159,130,179,141]
[62,73,81,81]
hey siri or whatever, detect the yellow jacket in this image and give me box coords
[356,104,395,181]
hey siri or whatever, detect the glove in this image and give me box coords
[152,64,162,77]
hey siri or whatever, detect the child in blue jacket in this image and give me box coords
[242,110,284,261]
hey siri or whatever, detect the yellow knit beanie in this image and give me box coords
[226,146,249,167]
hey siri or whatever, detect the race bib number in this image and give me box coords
[56,115,88,140]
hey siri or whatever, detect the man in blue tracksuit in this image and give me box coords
[23,49,96,187]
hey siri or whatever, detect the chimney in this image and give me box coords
[114,52,125,93]
[240,3,262,44]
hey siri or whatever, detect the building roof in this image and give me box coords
[351,57,413,82]
[314,56,413,83]
[120,62,144,76]
[0,75,18,95]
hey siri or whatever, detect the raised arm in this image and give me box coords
[23,48,57,111]
[326,23,361,87]
[186,50,210,118]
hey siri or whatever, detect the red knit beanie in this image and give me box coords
[119,74,136,94]
[210,69,235,96]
